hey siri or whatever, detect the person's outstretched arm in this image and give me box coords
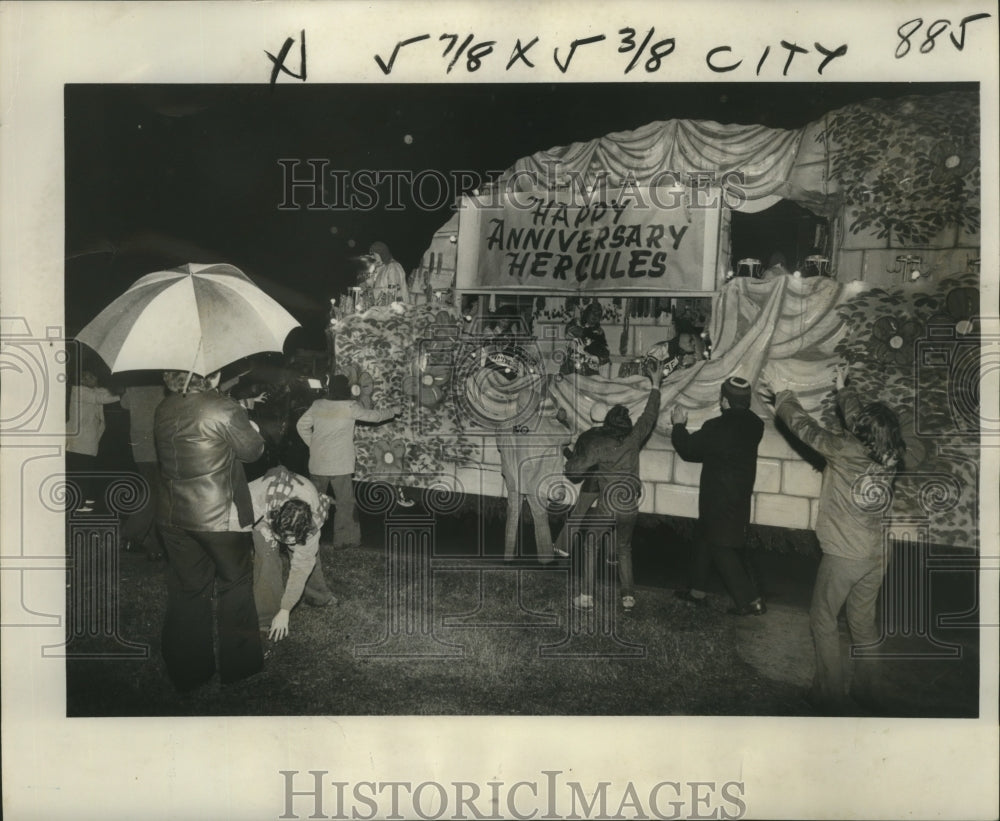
[669,390,707,463]
[353,403,401,424]
[624,388,661,448]
[670,414,705,462]
[774,390,843,459]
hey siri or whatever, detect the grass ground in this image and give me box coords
[65,510,979,718]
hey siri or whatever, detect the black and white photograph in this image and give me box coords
[2,2,998,819]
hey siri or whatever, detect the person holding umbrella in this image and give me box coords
[75,263,303,689]
[154,369,266,691]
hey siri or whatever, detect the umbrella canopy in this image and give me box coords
[76,263,301,376]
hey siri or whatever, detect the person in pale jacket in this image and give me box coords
[296,374,401,549]
[762,366,911,714]
[66,369,121,512]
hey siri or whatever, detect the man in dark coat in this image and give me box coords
[670,376,766,615]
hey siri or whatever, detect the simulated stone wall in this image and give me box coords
[443,424,822,532]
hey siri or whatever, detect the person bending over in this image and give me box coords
[249,466,337,642]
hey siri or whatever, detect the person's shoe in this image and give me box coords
[572,594,595,611]
[727,598,767,616]
[674,589,708,607]
[553,545,570,558]
[395,488,415,508]
[621,595,635,612]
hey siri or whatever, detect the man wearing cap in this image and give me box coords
[671,376,766,616]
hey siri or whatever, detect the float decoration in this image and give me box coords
[341,363,375,408]
[827,270,980,545]
[822,92,980,244]
[335,304,478,485]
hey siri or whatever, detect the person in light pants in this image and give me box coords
[766,367,908,713]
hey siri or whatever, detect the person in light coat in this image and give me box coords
[296,375,400,549]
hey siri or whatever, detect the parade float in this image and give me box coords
[331,90,982,552]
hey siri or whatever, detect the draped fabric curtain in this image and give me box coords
[499,119,811,214]
[495,276,851,438]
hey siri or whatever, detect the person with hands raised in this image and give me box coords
[671,376,766,616]
[770,363,908,714]
[562,365,662,612]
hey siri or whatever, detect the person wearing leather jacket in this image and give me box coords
[154,369,266,692]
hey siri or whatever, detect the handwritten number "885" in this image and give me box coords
[895,13,991,58]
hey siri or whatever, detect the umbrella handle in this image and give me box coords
[183,337,203,393]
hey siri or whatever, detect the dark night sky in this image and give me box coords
[64,81,972,344]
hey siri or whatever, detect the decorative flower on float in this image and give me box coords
[402,312,458,409]
[371,438,407,477]
[929,140,976,184]
[868,316,922,366]
[340,363,375,408]
[402,348,451,408]
[928,285,980,337]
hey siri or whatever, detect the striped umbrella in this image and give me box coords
[76,263,300,376]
